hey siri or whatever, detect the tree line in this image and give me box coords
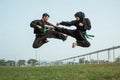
[0,56,120,66]
[0,59,37,66]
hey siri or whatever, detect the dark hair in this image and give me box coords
[74,11,85,21]
[74,11,85,18]
[42,13,50,18]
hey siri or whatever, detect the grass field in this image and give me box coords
[0,63,120,80]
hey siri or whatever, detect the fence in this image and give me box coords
[52,45,120,65]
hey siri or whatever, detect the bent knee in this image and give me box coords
[32,45,39,48]
[85,43,90,47]
[77,40,90,47]
[32,43,41,48]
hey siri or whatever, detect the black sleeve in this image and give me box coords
[46,22,55,27]
[60,20,76,27]
[30,20,38,28]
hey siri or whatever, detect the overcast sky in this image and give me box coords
[0,0,120,61]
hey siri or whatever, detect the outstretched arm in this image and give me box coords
[56,20,76,27]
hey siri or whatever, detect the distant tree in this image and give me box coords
[17,60,26,66]
[28,59,37,66]
[52,61,63,66]
[0,59,6,66]
[79,58,85,64]
[6,60,15,66]
[85,60,90,64]
[115,56,120,62]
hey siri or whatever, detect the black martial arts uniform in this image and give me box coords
[30,19,67,48]
[55,18,91,47]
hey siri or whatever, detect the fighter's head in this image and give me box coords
[42,13,50,22]
[74,11,85,21]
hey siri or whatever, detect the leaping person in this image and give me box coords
[55,11,94,48]
[30,13,67,48]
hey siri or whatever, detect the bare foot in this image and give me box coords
[72,42,77,48]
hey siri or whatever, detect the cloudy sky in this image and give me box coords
[0,0,120,61]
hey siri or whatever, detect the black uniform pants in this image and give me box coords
[55,27,90,47]
[32,30,66,48]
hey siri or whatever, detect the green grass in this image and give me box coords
[0,63,120,80]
